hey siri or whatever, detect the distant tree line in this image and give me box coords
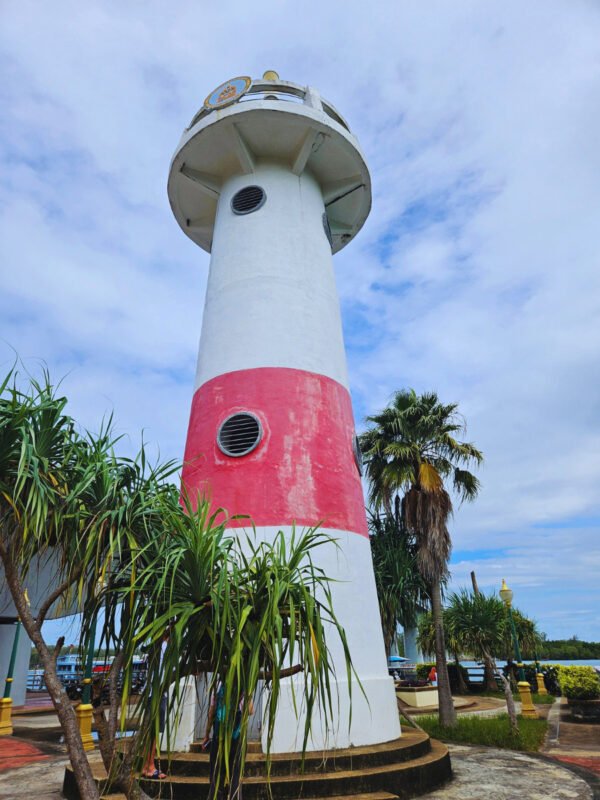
[540,639,600,660]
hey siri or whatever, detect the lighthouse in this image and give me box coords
[167,73,400,752]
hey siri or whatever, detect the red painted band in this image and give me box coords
[182,368,368,536]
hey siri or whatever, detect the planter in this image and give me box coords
[567,698,600,723]
[396,685,439,708]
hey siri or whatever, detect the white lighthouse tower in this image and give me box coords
[168,73,400,752]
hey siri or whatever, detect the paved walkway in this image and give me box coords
[0,738,49,773]
[544,697,600,779]
[0,752,66,799]
[0,700,598,799]
[419,743,594,799]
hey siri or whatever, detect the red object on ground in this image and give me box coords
[552,755,600,777]
[0,738,49,771]
[182,367,368,536]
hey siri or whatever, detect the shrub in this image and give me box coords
[538,664,560,696]
[558,666,600,701]
[416,663,433,681]
[416,662,469,693]
[522,663,559,694]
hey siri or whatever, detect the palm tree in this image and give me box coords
[416,610,469,695]
[445,589,505,691]
[368,511,428,657]
[360,389,483,726]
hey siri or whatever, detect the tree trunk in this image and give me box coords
[470,571,498,692]
[453,653,469,694]
[483,656,498,692]
[91,653,154,800]
[498,671,519,734]
[0,544,100,800]
[430,578,456,727]
[470,570,479,595]
[482,647,518,733]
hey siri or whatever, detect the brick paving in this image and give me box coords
[555,756,600,777]
[544,697,600,783]
[0,738,49,772]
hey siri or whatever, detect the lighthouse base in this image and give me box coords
[239,526,401,752]
[64,729,453,800]
[264,674,400,753]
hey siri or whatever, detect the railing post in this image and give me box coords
[304,86,323,111]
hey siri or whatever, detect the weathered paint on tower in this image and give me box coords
[168,74,400,752]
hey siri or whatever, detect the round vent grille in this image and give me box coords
[231,186,266,215]
[218,413,262,457]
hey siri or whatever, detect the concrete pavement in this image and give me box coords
[0,699,598,800]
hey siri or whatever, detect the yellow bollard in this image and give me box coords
[0,697,13,736]
[517,679,539,719]
[536,672,548,695]
[75,702,95,751]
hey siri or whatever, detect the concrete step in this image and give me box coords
[138,740,450,800]
[313,794,399,800]
[184,728,431,776]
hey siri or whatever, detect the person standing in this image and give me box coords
[142,630,169,779]
[428,665,438,686]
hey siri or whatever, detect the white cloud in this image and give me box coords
[1,0,600,639]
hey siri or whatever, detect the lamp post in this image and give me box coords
[0,621,22,736]
[499,579,538,719]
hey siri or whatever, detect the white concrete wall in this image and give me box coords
[241,526,400,752]
[169,527,400,752]
[162,676,200,753]
[195,162,349,391]
[0,554,73,619]
[0,624,31,707]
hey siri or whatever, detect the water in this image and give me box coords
[460,658,600,683]
[461,659,600,669]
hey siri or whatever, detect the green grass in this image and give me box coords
[418,713,548,752]
[527,693,556,705]
[476,691,556,705]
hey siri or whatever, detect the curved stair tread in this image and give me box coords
[187,729,429,759]
[147,740,449,785]
[318,794,399,800]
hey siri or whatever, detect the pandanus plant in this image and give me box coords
[1,367,358,800]
[94,493,359,797]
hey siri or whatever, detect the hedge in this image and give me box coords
[557,665,600,701]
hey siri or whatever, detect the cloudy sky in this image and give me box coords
[2,1,599,644]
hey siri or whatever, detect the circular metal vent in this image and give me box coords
[218,413,262,457]
[353,434,363,475]
[231,186,266,215]
[322,212,333,249]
